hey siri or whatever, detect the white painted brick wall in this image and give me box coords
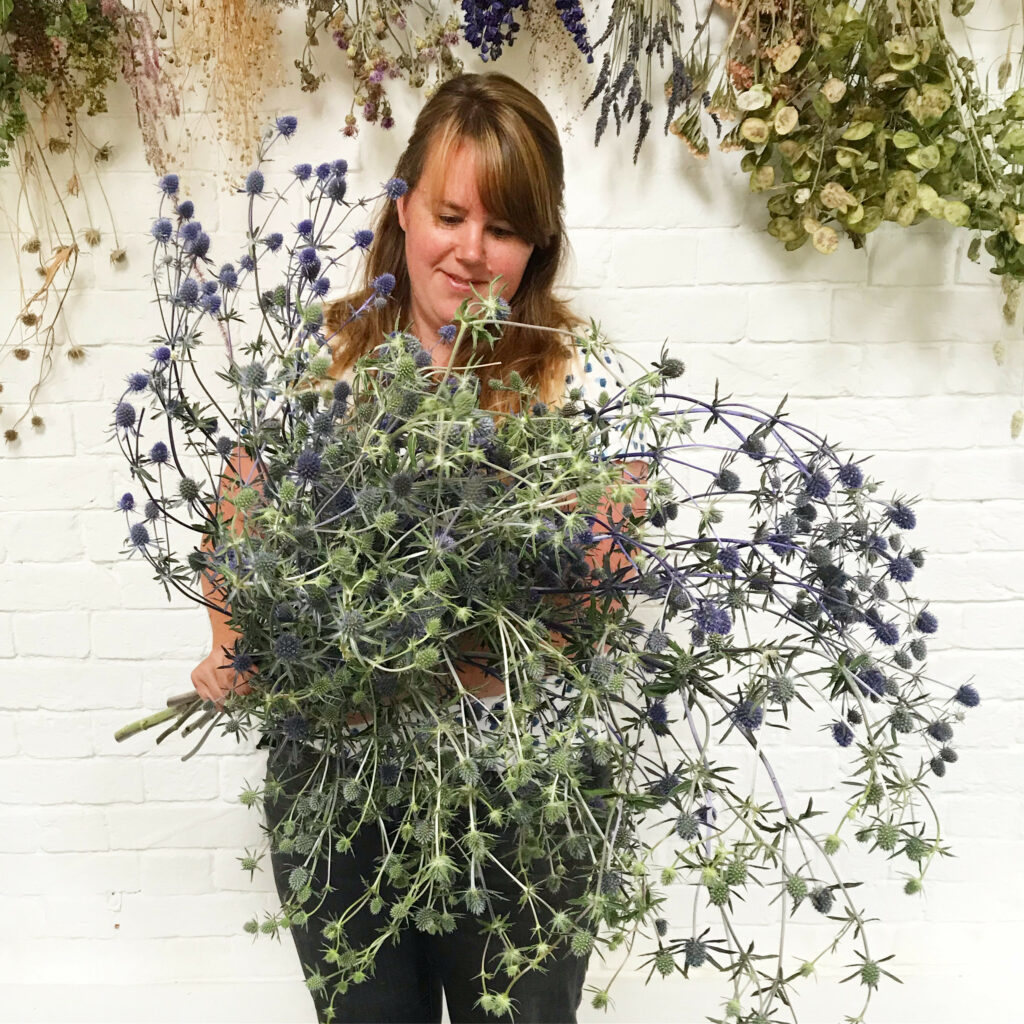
[2,7,1022,1021]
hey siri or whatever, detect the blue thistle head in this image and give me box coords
[274,633,302,662]
[353,229,374,249]
[718,545,741,572]
[887,502,917,530]
[312,276,331,297]
[176,279,200,307]
[275,115,298,138]
[384,176,408,199]
[953,684,980,708]
[231,651,255,674]
[188,232,210,259]
[831,720,855,747]
[864,608,899,646]
[218,263,238,290]
[150,218,173,244]
[646,699,669,726]
[804,469,831,500]
[158,173,179,196]
[126,371,150,392]
[263,232,283,253]
[325,174,347,203]
[114,401,136,430]
[837,462,864,488]
[297,218,314,239]
[179,220,202,243]
[889,556,915,583]
[118,492,135,512]
[200,293,221,315]
[149,441,169,464]
[295,449,322,483]
[716,468,740,492]
[729,699,763,731]
[280,712,309,741]
[144,498,161,521]
[315,162,331,181]
[439,324,457,343]
[373,273,396,296]
[175,199,194,220]
[915,610,938,634]
[238,253,255,272]
[129,522,150,547]
[243,169,265,195]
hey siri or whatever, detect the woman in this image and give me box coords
[192,72,646,1023]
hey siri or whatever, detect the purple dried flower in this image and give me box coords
[373,273,396,296]
[175,199,194,220]
[804,469,831,500]
[114,401,136,429]
[176,279,200,306]
[276,115,298,137]
[729,699,763,731]
[332,159,348,176]
[353,229,374,249]
[953,684,980,708]
[201,280,218,295]
[312,276,331,297]
[857,667,887,701]
[646,700,668,726]
[150,218,173,243]
[439,324,457,343]
[118,492,135,511]
[149,441,169,463]
[865,608,899,646]
[293,163,313,182]
[180,220,202,243]
[838,463,864,488]
[384,176,408,199]
[243,170,265,195]
[315,162,331,181]
[218,264,238,289]
[239,254,255,272]
[915,610,938,634]
[694,600,731,635]
[718,545,741,572]
[231,651,255,674]
[297,219,314,238]
[126,371,150,392]
[158,173,179,196]
[325,174,347,203]
[129,523,150,547]
[887,502,917,530]
[188,232,211,259]
[263,232,283,253]
[200,293,222,315]
[298,245,320,268]
[831,720,855,747]
[295,449,322,482]
[144,499,161,521]
[889,556,915,583]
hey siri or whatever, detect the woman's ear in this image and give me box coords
[396,193,407,232]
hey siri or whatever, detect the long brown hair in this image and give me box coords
[324,72,584,416]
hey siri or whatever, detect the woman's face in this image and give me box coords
[396,140,535,348]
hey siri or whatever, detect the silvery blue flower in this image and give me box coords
[158,173,179,196]
[244,170,265,195]
[276,115,298,137]
[384,176,408,199]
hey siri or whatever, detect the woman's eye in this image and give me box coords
[439,215,460,225]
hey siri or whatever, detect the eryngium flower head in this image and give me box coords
[144,498,161,520]
[158,173,179,196]
[384,176,408,199]
[804,470,831,500]
[390,471,413,498]
[927,720,953,742]
[280,712,309,741]
[683,938,708,968]
[646,699,668,726]
[244,170,265,195]
[373,273,396,296]
[129,522,150,547]
[126,371,150,392]
[176,199,194,219]
[118,492,135,511]
[276,115,298,137]
[729,699,763,731]
[274,633,302,661]
[864,608,899,645]
[716,468,740,492]
[838,462,864,488]
[293,162,312,182]
[353,229,374,249]
[151,218,173,243]
[809,886,834,914]
[114,401,136,430]
[718,545,741,572]
[831,720,854,747]
[176,279,200,307]
[149,441,169,463]
[886,502,917,530]
[295,449,322,483]
[915,610,938,633]
[889,556,915,583]
[439,323,457,343]
[953,684,980,708]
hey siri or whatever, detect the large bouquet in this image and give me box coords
[111,119,978,1022]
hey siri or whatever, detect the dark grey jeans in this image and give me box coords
[263,744,595,1024]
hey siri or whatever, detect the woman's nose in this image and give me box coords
[454,221,487,268]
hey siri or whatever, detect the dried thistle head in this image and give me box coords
[31,415,44,428]
[13,348,30,361]
[67,345,86,361]
[110,247,127,265]
[4,429,18,443]
[95,143,113,162]
[22,237,41,254]
[84,228,102,247]
[67,174,81,196]
[47,137,70,155]
[19,312,39,327]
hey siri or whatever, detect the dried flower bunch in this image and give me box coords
[0,0,179,444]
[111,118,976,1021]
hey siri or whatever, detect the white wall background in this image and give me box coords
[2,4,1023,1022]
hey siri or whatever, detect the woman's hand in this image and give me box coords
[190,646,255,712]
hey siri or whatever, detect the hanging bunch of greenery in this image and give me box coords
[110,120,978,1022]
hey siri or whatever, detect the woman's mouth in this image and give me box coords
[443,271,481,293]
